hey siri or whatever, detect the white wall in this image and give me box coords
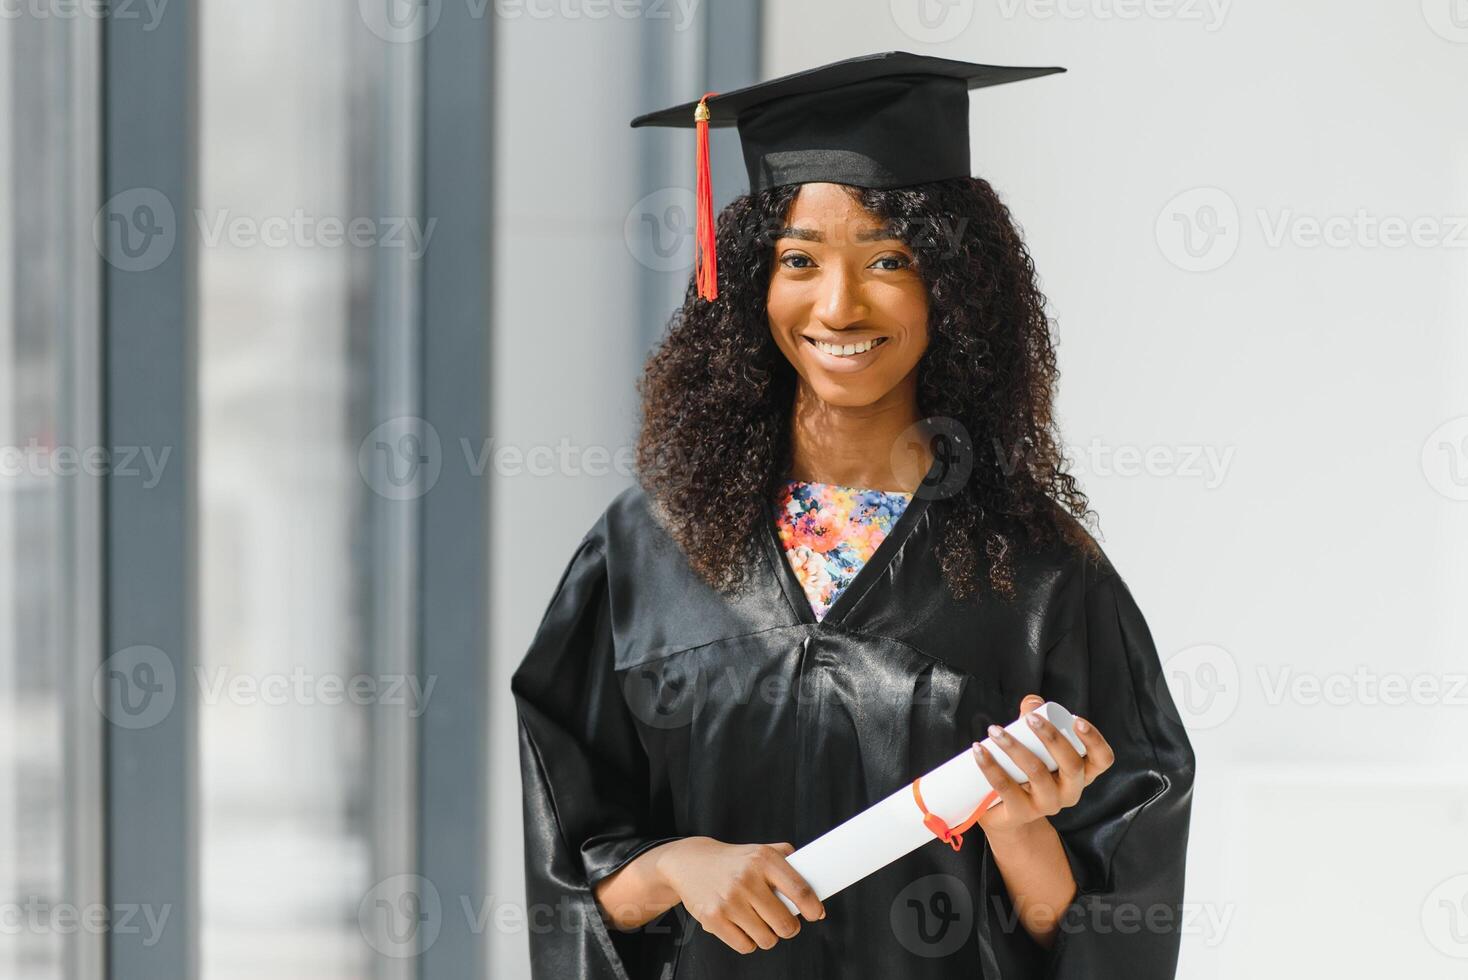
[764,2,1468,977]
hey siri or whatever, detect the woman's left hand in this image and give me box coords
[971,694,1116,838]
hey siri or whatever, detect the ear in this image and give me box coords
[1019,693,1045,715]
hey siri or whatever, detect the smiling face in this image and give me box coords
[766,182,930,410]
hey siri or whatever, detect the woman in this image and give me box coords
[512,52,1195,980]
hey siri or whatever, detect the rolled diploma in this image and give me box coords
[775,701,1086,915]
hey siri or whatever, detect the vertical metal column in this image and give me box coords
[101,1,197,979]
[418,4,492,978]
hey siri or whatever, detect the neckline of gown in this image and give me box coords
[764,456,940,629]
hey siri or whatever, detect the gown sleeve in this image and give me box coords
[510,525,687,980]
[986,560,1198,979]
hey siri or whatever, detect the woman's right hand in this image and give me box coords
[654,837,826,954]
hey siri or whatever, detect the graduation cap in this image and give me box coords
[630,50,1065,301]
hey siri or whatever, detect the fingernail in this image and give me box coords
[987,724,1005,740]
[1075,717,1090,733]
[819,908,826,920]
[1026,713,1043,729]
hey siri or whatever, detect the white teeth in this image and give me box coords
[812,337,882,357]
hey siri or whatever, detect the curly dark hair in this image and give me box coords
[634,176,1097,602]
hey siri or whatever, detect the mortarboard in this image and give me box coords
[629,50,1065,301]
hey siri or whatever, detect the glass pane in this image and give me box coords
[0,11,98,980]
[197,4,394,978]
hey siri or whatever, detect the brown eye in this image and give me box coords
[780,253,814,269]
[872,254,911,271]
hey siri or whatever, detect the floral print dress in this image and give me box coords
[772,479,913,621]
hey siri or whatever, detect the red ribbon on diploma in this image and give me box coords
[911,776,1002,853]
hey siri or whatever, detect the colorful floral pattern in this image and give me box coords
[773,479,913,621]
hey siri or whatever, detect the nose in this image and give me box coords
[813,263,869,330]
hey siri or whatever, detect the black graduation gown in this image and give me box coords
[511,477,1196,980]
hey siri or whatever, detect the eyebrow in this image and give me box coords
[773,225,902,244]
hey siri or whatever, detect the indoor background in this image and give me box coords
[1,1,1464,978]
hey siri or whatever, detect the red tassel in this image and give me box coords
[694,91,719,302]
